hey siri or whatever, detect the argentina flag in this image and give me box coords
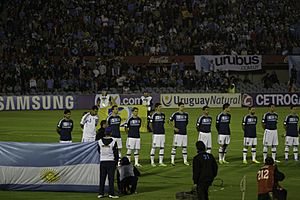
[0,141,100,192]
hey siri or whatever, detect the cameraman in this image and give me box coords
[257,157,287,200]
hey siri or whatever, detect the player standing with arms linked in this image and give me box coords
[125,107,142,167]
[56,109,73,143]
[149,103,167,167]
[107,105,122,159]
[262,103,279,162]
[284,105,299,161]
[196,106,212,153]
[141,92,153,131]
[80,105,99,142]
[216,103,231,164]
[242,106,260,164]
[169,102,189,166]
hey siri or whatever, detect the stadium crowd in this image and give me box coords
[0,0,299,94]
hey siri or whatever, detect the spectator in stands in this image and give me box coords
[1,0,300,94]
[288,78,297,93]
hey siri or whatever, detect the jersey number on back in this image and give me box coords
[257,169,269,180]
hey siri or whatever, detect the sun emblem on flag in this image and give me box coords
[40,168,60,183]
[161,95,172,107]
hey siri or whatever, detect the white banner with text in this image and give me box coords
[160,93,241,108]
[194,55,262,71]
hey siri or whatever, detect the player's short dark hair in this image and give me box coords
[100,120,106,127]
[64,109,71,114]
[223,103,230,110]
[155,103,161,108]
[104,127,112,135]
[196,141,206,152]
[92,105,98,110]
[120,157,130,166]
[291,105,296,109]
[269,103,275,107]
[132,107,138,112]
[178,102,184,107]
[203,105,209,110]
[112,105,118,110]
[265,156,274,165]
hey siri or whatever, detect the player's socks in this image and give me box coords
[218,147,223,162]
[223,148,228,163]
[271,147,277,161]
[182,147,187,163]
[134,150,139,166]
[251,147,257,161]
[285,146,289,160]
[263,146,268,162]
[243,148,247,161]
[293,146,298,160]
[126,149,132,162]
[150,148,155,164]
[159,148,164,164]
[171,147,176,165]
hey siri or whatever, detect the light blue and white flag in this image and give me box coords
[0,141,100,192]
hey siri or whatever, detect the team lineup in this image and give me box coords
[57,102,299,166]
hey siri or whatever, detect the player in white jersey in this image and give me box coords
[80,105,99,142]
[141,92,153,131]
[95,91,111,108]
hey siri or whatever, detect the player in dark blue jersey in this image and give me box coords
[216,103,231,164]
[262,103,279,162]
[284,105,299,161]
[169,102,189,166]
[125,107,142,167]
[196,106,212,153]
[57,109,73,143]
[149,103,167,167]
[242,106,260,164]
[107,105,122,158]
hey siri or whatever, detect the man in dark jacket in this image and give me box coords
[193,141,218,200]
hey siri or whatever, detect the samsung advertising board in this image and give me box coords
[0,95,95,111]
[161,93,241,108]
[242,93,300,107]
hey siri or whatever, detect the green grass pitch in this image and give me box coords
[0,107,299,200]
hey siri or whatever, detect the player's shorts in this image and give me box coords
[198,132,212,149]
[81,136,96,142]
[218,135,230,145]
[152,134,165,148]
[173,134,187,147]
[113,137,122,149]
[285,136,299,146]
[60,140,72,143]
[263,129,278,146]
[126,138,140,150]
[243,137,257,146]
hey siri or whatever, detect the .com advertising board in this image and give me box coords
[161,93,242,108]
[242,93,300,107]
